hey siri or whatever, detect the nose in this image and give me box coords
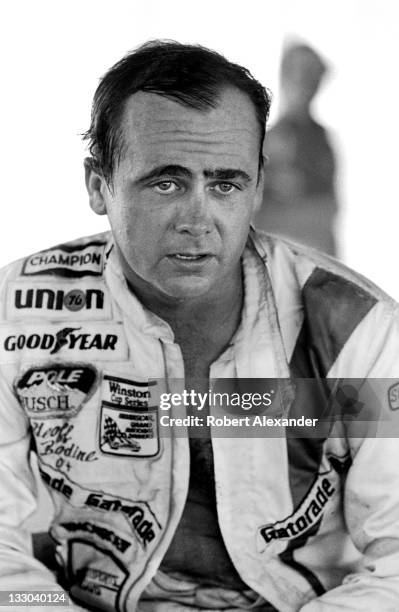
[173,188,213,237]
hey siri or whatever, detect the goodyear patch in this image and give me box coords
[22,241,105,277]
[100,375,159,457]
[6,280,112,321]
[14,363,97,419]
[0,322,128,362]
[68,541,128,612]
[388,382,399,410]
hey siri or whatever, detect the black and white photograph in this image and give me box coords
[0,1,399,610]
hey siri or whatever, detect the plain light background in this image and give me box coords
[1,0,398,297]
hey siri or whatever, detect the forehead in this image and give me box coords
[117,88,260,169]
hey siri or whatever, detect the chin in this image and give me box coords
[159,278,213,300]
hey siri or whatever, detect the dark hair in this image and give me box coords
[83,40,272,185]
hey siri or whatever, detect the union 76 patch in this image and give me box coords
[99,375,159,457]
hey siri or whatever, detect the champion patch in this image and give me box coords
[6,280,112,321]
[14,363,98,419]
[100,375,159,457]
[388,382,399,410]
[22,241,105,277]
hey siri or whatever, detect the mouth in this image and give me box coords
[171,253,209,261]
[167,253,214,265]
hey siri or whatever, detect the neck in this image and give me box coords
[120,258,243,334]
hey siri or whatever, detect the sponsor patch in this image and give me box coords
[100,375,159,457]
[6,281,112,320]
[68,540,128,612]
[22,241,105,277]
[0,323,128,362]
[61,521,131,554]
[14,363,97,419]
[38,463,161,547]
[388,382,399,410]
[258,473,335,548]
[85,492,158,547]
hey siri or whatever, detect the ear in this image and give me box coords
[253,162,265,213]
[84,158,109,216]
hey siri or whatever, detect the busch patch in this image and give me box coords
[14,363,97,419]
[388,382,399,410]
[22,241,105,277]
[258,474,335,547]
[6,280,112,320]
[0,323,128,362]
[68,541,128,612]
[100,375,159,457]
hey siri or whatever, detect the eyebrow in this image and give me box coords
[135,164,252,184]
[136,165,192,184]
[204,168,251,182]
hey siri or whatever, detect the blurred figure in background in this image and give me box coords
[255,42,338,256]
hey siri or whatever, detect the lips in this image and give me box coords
[172,253,208,260]
[167,249,213,258]
[166,252,214,265]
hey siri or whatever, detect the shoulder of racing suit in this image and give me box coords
[0,231,113,320]
[0,231,111,285]
[250,229,398,378]
[0,230,128,363]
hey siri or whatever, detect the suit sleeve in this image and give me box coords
[301,302,399,611]
[0,369,87,611]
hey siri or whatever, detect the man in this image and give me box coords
[0,41,399,612]
[255,43,338,256]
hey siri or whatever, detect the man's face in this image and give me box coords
[87,87,263,301]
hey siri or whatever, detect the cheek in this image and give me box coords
[220,218,252,256]
[113,208,167,265]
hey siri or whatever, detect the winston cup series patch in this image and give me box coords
[99,374,159,458]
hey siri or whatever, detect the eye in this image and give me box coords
[153,180,180,194]
[212,182,238,195]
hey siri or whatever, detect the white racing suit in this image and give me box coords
[1,229,399,611]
